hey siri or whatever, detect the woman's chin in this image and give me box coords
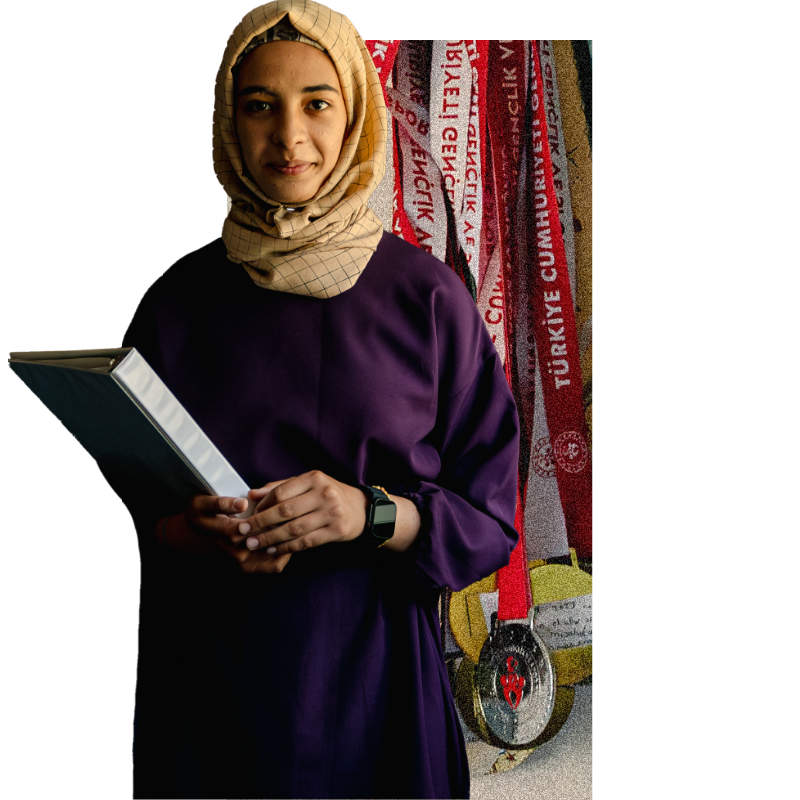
[265,188,317,206]
[259,166,339,207]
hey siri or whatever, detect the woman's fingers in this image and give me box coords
[170,493,299,565]
[191,495,248,517]
[249,478,292,513]
[186,495,250,542]
[244,508,335,551]
[236,471,366,555]
[239,474,319,536]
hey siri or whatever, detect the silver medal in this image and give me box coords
[474,611,556,748]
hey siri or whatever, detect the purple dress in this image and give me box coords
[118,231,519,799]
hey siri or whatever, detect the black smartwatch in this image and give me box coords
[358,485,397,547]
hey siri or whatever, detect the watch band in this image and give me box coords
[358,485,397,547]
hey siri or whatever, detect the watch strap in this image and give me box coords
[358,485,396,547]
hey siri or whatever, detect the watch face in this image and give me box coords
[373,501,396,526]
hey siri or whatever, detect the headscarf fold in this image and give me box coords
[214,0,388,298]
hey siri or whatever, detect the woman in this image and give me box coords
[118,2,520,797]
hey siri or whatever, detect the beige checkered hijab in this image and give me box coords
[214,0,387,298]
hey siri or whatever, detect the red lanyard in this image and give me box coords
[528,41,592,559]
[363,39,402,98]
[486,40,534,621]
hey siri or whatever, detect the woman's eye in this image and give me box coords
[245,100,330,113]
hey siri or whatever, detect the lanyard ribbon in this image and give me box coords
[486,40,534,621]
[527,41,592,560]
[364,40,420,245]
[429,41,482,293]
[387,42,485,297]
[391,42,448,261]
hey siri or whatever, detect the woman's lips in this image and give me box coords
[270,162,311,175]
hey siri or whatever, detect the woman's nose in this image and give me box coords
[271,108,308,149]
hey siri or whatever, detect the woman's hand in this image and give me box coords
[155,495,248,558]
[239,471,368,556]
[157,495,293,573]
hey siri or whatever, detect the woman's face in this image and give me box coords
[235,40,348,206]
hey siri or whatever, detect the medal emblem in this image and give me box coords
[500,656,526,709]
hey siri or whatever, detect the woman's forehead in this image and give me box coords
[236,40,341,90]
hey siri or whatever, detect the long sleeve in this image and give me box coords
[392,302,520,592]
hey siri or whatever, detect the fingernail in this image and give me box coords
[266,546,277,555]
[247,537,259,550]
[234,498,246,510]
[239,523,251,535]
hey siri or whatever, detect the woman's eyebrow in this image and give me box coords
[238,83,340,97]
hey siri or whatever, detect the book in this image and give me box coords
[8,347,254,518]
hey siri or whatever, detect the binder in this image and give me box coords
[8,347,254,518]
